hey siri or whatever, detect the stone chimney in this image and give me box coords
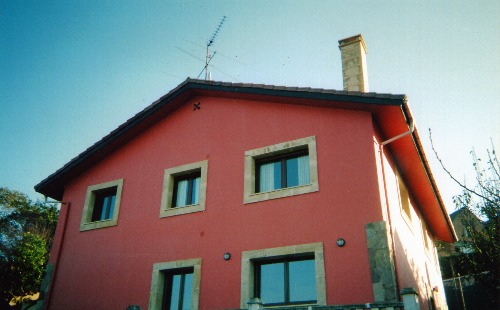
[338,34,369,92]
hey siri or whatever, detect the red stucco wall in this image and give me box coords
[48,96,384,309]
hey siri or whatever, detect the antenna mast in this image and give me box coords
[203,16,226,80]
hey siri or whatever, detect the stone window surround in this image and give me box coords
[160,160,208,218]
[80,178,124,231]
[243,136,319,204]
[148,258,202,310]
[240,242,327,308]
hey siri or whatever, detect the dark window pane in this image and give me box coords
[190,177,200,205]
[260,262,285,304]
[108,195,116,218]
[286,157,299,187]
[289,259,317,302]
[91,188,117,221]
[273,161,282,190]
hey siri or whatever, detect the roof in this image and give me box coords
[34,78,456,242]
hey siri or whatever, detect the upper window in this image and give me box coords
[244,136,318,204]
[149,258,201,310]
[173,172,201,207]
[397,175,411,221]
[91,187,117,221]
[160,160,208,218]
[240,243,326,308]
[256,150,310,193]
[80,179,124,231]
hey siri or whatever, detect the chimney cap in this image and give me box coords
[338,34,367,53]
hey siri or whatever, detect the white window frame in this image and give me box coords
[80,178,124,231]
[160,160,208,218]
[243,136,319,204]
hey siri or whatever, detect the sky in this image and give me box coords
[1,1,498,214]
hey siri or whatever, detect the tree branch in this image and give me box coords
[429,129,500,209]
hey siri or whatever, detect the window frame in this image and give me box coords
[240,242,326,308]
[149,258,202,310]
[162,267,194,310]
[172,172,201,208]
[397,174,412,222]
[80,179,124,231]
[254,255,317,306]
[243,136,319,204]
[255,149,309,193]
[160,160,208,218]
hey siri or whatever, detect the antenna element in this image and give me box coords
[201,16,226,80]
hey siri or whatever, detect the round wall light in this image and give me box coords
[223,252,231,260]
[336,238,346,247]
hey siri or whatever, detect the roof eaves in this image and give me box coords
[186,79,406,106]
[401,100,457,242]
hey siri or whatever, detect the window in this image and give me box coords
[397,175,411,221]
[421,220,431,251]
[244,136,318,204]
[173,172,201,207]
[149,258,201,310]
[91,187,117,221]
[160,160,208,218]
[162,268,194,310]
[256,150,310,193]
[255,256,316,306]
[240,243,326,308]
[80,179,124,231]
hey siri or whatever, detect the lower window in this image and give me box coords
[163,268,194,310]
[240,243,326,308]
[255,256,317,306]
[149,258,201,310]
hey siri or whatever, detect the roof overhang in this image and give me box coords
[35,78,456,242]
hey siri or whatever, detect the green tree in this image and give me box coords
[431,134,499,307]
[0,188,59,308]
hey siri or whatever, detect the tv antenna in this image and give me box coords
[198,16,226,80]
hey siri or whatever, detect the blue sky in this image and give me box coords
[1,1,498,213]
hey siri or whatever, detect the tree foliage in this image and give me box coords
[451,147,500,289]
[431,133,499,306]
[0,188,59,308]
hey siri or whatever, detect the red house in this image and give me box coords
[35,35,456,310]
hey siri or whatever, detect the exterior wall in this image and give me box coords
[47,96,386,309]
[375,133,449,309]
